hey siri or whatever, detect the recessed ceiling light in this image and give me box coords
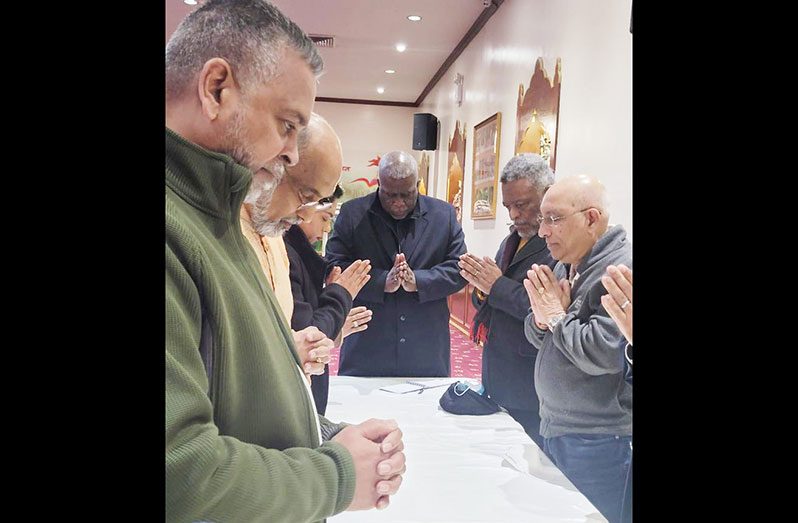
[377,87,385,94]
[385,69,396,74]
[395,43,407,53]
[407,15,422,22]
[184,0,198,5]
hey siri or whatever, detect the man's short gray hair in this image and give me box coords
[378,151,418,180]
[499,153,554,191]
[166,0,323,100]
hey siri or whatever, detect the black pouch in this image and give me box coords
[439,381,501,415]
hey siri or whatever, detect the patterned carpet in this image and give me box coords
[329,323,482,379]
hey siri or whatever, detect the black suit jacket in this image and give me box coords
[326,192,467,376]
[284,225,353,415]
[473,234,555,411]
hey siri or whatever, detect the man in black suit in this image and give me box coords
[458,153,555,449]
[326,150,467,377]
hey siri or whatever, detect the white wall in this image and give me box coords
[420,0,633,257]
[314,101,416,202]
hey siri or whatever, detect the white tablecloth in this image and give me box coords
[327,376,606,523]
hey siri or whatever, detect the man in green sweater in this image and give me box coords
[165,2,406,521]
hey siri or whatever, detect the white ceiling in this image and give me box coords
[165,0,489,104]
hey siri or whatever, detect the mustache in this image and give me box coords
[265,160,286,179]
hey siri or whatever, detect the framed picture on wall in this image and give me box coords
[471,112,501,220]
[515,57,561,171]
[418,152,430,195]
[446,121,467,223]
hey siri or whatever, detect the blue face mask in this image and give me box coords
[454,381,485,396]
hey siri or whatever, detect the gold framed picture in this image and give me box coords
[471,112,501,220]
[515,57,561,171]
[446,120,467,223]
[418,152,430,195]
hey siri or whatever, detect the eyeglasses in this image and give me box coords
[536,208,594,227]
[296,199,333,212]
[315,194,338,209]
[282,172,330,213]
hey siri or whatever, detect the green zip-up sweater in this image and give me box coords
[166,128,355,522]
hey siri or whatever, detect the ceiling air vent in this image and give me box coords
[309,34,335,48]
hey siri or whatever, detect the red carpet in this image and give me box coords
[329,324,482,379]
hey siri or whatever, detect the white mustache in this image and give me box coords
[263,160,286,179]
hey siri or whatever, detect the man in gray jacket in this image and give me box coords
[523,174,631,523]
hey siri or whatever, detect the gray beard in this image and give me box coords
[221,108,256,171]
[515,223,538,240]
[259,215,301,237]
[245,161,297,237]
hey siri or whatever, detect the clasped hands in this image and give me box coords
[457,253,502,295]
[601,264,632,344]
[326,259,372,300]
[384,253,416,293]
[523,264,571,329]
[333,418,407,511]
[292,326,333,382]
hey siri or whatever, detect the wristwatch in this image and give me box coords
[547,312,566,331]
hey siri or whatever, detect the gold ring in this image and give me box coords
[537,287,545,295]
[621,300,630,310]
[353,320,359,328]
[315,357,324,364]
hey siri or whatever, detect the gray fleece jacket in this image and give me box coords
[524,225,632,438]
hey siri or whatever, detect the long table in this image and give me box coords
[326,376,606,522]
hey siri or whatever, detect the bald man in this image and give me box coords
[241,112,350,383]
[239,113,340,322]
[282,114,373,414]
[521,175,632,523]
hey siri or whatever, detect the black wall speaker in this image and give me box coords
[412,113,438,151]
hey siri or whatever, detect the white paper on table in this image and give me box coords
[379,383,424,394]
[378,379,454,394]
[406,379,452,389]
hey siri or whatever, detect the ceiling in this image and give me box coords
[165,0,492,104]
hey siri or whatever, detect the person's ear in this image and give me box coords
[586,208,602,225]
[197,58,239,122]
